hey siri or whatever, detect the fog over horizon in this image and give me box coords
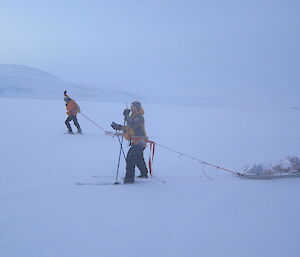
[0,0,299,105]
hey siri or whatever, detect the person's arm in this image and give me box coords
[111,122,126,131]
[66,103,71,115]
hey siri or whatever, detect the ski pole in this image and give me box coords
[114,118,126,184]
[116,132,127,161]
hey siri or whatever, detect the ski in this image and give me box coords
[92,175,166,183]
[92,175,114,179]
[151,176,167,184]
[76,181,122,186]
[76,178,161,186]
[76,180,152,186]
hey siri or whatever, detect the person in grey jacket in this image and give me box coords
[111,101,148,183]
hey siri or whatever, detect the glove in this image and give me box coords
[64,90,67,95]
[111,122,122,131]
[123,109,130,118]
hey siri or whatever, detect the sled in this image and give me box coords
[238,170,300,179]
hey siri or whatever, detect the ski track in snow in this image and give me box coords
[1,97,300,257]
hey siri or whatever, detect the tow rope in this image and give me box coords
[80,113,108,133]
[110,134,238,178]
[80,114,238,177]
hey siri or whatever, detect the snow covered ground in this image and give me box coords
[1,97,300,257]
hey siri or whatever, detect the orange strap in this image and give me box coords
[131,137,148,143]
[127,137,156,176]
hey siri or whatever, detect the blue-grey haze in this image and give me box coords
[0,0,299,105]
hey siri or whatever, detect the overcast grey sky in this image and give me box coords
[0,0,299,103]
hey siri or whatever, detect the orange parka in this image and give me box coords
[66,100,80,116]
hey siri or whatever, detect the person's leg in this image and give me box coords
[136,146,148,177]
[72,115,82,133]
[124,145,138,183]
[65,116,73,133]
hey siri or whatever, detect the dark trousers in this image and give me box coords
[65,115,81,132]
[125,144,148,182]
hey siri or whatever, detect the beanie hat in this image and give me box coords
[64,91,71,103]
[132,101,142,110]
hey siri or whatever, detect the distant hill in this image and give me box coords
[1,64,291,110]
[0,64,143,102]
[0,64,73,99]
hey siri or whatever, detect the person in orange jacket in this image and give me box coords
[64,91,82,134]
[111,101,148,183]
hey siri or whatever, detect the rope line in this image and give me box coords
[154,142,238,175]
[80,113,108,133]
[79,114,238,176]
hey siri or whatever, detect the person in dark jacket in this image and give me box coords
[111,101,148,183]
[64,91,82,134]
